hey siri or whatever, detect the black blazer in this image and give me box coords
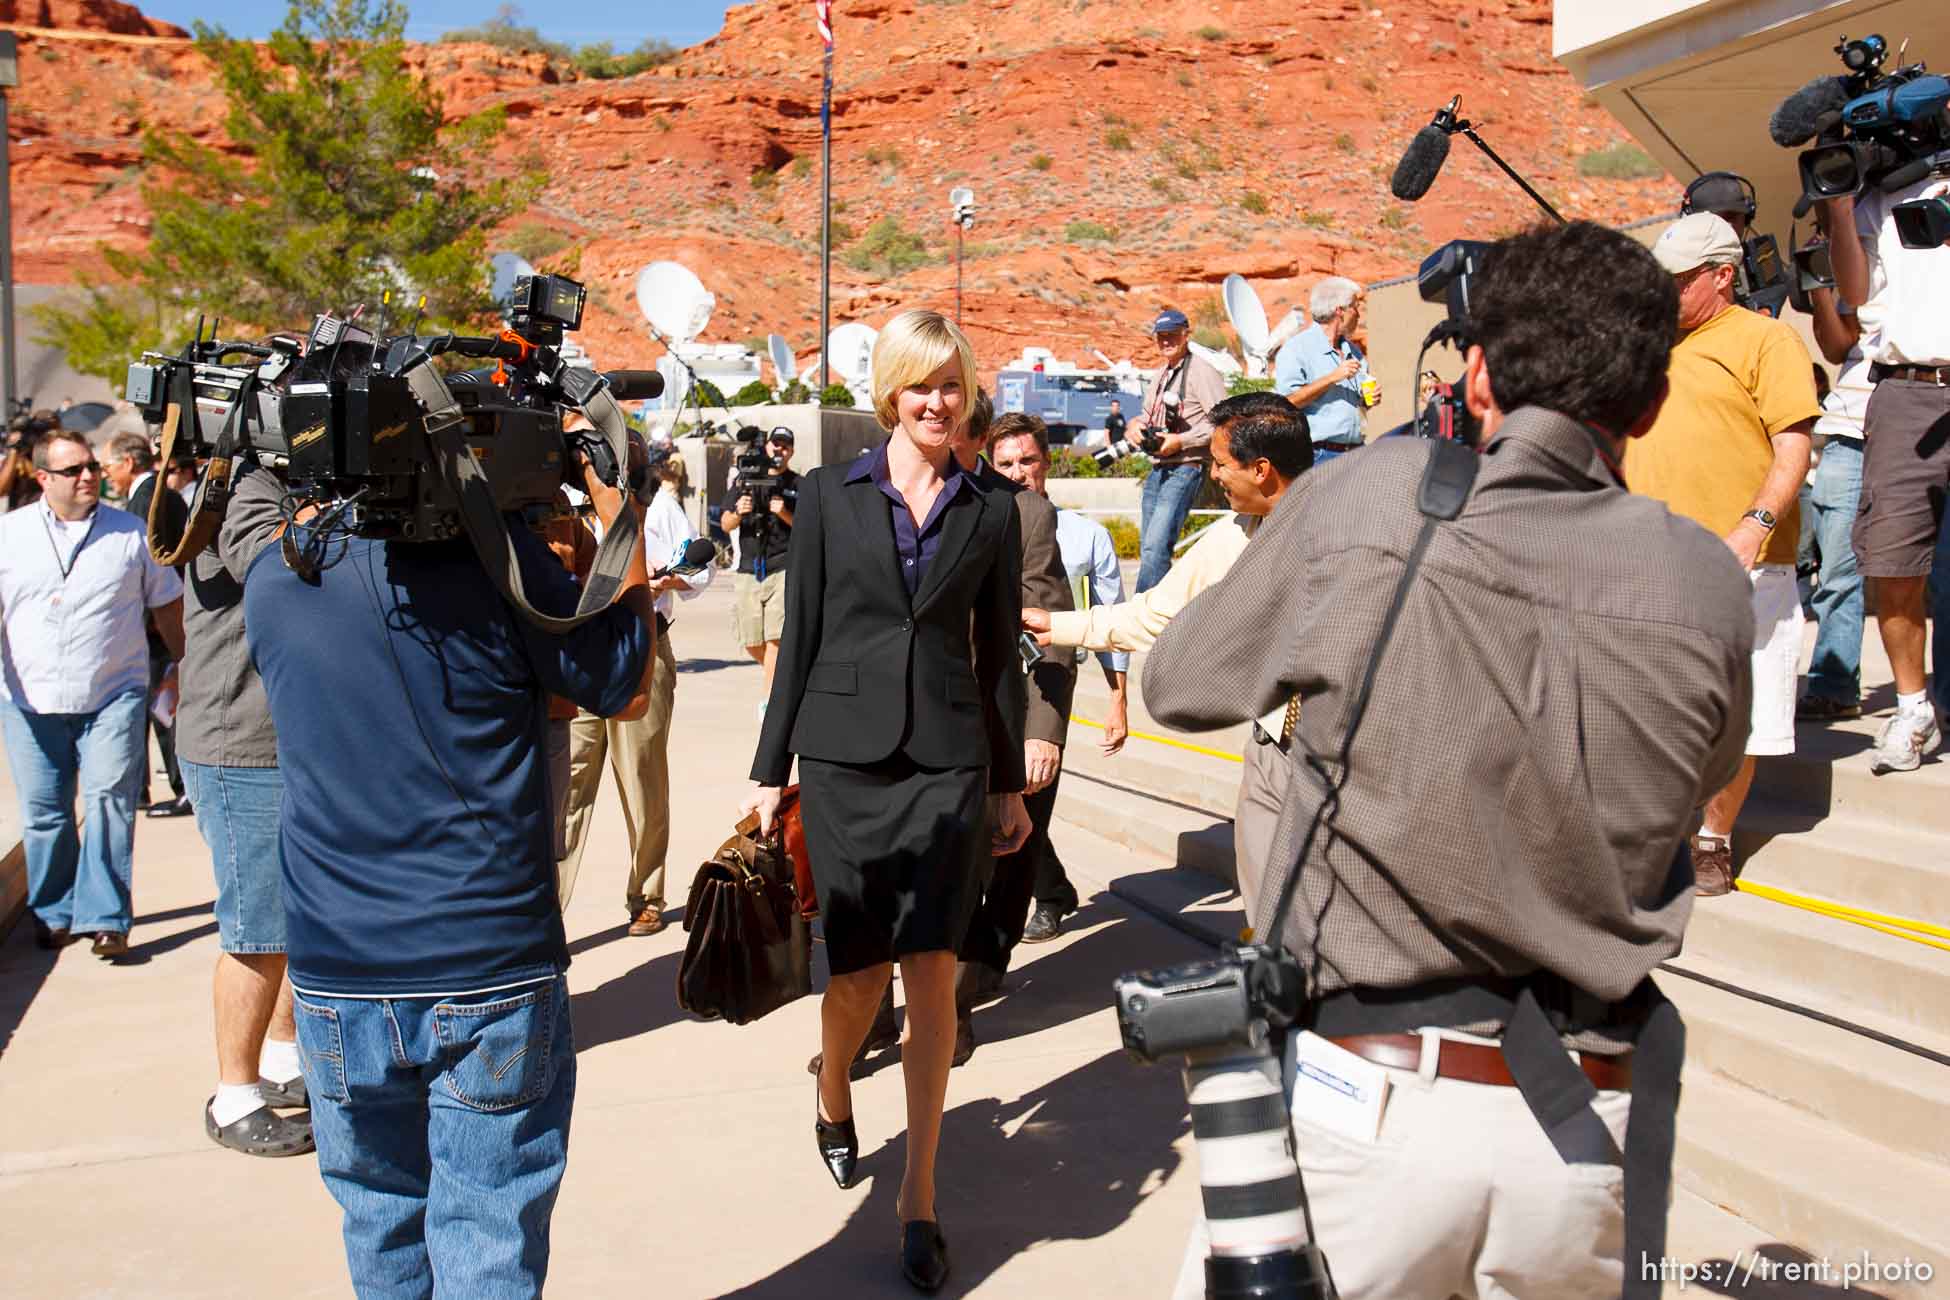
[751,452,1028,792]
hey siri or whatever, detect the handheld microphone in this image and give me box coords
[654,536,717,579]
[602,370,666,401]
[1769,76,1851,146]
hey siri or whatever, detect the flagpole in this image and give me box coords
[818,25,833,391]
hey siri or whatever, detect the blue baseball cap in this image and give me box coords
[1149,308,1190,335]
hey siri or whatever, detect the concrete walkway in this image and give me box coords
[0,573,1207,1298]
[0,561,1895,1297]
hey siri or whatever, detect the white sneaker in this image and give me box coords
[1869,710,1940,775]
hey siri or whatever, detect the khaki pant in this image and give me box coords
[557,632,678,913]
[1172,1038,1630,1300]
[1234,735,1286,922]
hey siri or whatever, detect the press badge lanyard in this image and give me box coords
[41,503,101,582]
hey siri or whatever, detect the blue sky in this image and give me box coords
[144,2,745,48]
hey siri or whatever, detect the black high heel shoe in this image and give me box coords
[900,1219,949,1293]
[814,1074,858,1190]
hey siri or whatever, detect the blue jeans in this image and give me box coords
[293,977,576,1299]
[1137,462,1206,593]
[179,761,286,954]
[1804,439,1865,704]
[0,688,146,933]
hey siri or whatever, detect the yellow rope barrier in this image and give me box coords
[1067,711,1950,954]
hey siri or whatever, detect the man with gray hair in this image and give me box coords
[1275,275,1379,461]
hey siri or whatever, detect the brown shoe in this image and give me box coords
[91,931,130,960]
[627,904,666,937]
[1690,835,1733,897]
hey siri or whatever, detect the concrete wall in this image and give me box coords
[1046,477,1142,521]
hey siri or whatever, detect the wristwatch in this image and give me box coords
[1741,508,1777,532]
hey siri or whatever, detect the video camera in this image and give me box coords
[1679,173,1791,317]
[1772,34,1950,221]
[729,424,798,553]
[1402,239,1489,447]
[125,274,665,543]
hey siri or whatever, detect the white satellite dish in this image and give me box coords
[827,322,878,382]
[635,261,715,345]
[489,252,535,310]
[1267,307,1307,354]
[1223,273,1273,377]
[767,334,796,388]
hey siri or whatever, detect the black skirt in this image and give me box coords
[798,753,990,975]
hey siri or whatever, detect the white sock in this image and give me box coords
[259,1037,302,1086]
[1897,690,1932,719]
[211,1081,266,1128]
[1696,831,1729,847]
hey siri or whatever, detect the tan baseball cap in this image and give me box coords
[1651,213,1743,275]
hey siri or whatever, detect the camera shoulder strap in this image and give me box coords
[151,363,246,569]
[401,359,641,633]
[1261,438,1478,952]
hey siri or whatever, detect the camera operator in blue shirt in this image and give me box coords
[229,447,654,1298]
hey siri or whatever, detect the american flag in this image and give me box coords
[814,0,833,48]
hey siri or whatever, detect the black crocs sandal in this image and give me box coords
[205,1100,316,1157]
[260,1075,309,1110]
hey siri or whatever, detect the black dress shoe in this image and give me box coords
[900,1219,949,1293]
[145,795,193,819]
[32,919,74,950]
[205,1100,316,1157]
[1022,900,1070,944]
[814,1077,858,1189]
[91,931,129,960]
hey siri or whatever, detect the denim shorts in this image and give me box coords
[180,761,286,954]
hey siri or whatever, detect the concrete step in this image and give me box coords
[1680,889,1950,1043]
[1660,966,1950,1169]
[1675,1069,1949,1300]
[1053,767,1237,888]
[1059,737,1240,821]
[1736,801,1950,929]
[1755,715,1950,837]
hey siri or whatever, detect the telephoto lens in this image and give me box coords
[1186,1035,1336,1300]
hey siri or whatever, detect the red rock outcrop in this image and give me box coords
[5,0,1675,374]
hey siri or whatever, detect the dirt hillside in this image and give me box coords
[4,0,1674,374]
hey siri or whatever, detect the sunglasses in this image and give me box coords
[43,460,102,479]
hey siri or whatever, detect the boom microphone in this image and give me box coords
[602,369,666,401]
[1770,76,1851,146]
[1391,124,1453,201]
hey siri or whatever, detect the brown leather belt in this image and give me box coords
[1330,1033,1632,1092]
[1871,363,1950,386]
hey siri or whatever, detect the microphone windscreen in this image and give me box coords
[1769,77,1850,147]
[681,537,717,569]
[1390,126,1452,201]
[603,369,666,401]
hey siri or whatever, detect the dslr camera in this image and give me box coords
[125,273,662,543]
[1113,943,1335,1300]
[1091,392,1181,468]
[1777,33,1950,232]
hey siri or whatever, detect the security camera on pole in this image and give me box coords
[949,187,975,325]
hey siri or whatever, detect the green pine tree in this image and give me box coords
[35,0,540,385]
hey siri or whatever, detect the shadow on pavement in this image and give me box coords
[1692,1243,1892,1297]
[718,1047,1189,1299]
[116,919,219,965]
[132,900,214,927]
[569,950,685,1054]
[678,657,754,675]
[0,925,59,1060]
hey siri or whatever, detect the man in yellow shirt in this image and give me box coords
[1624,213,1818,895]
[1023,391,1313,915]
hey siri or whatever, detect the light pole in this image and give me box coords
[0,34,19,421]
[949,187,974,326]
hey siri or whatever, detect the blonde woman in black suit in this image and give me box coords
[744,309,1032,1293]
